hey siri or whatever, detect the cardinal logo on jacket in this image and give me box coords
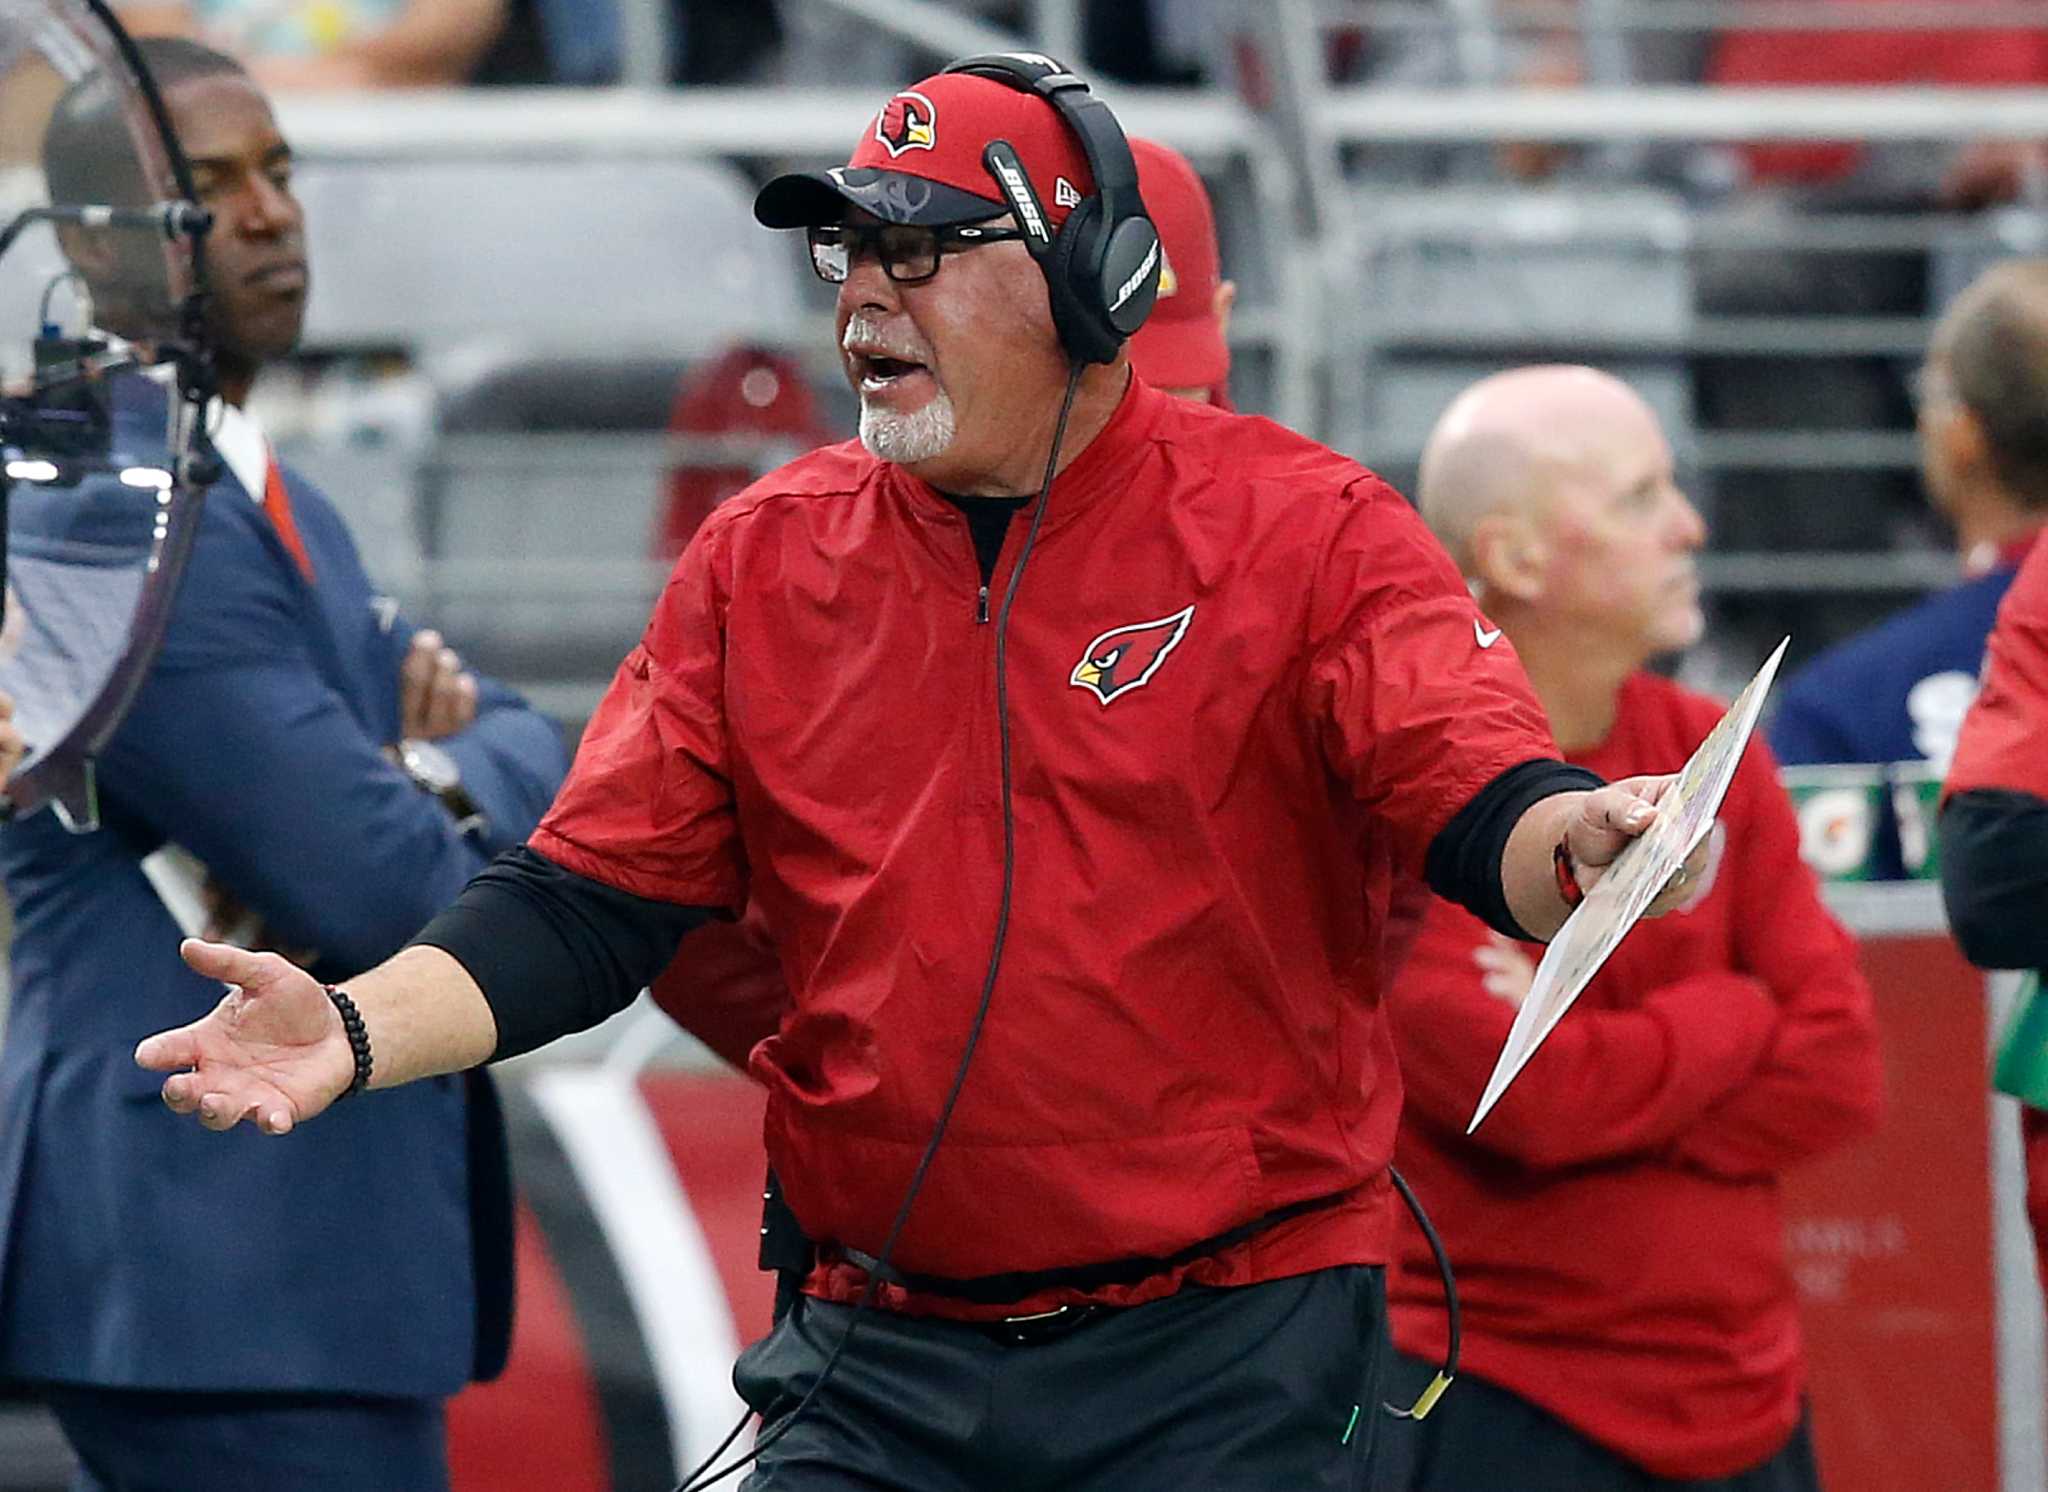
[1070,605,1196,706]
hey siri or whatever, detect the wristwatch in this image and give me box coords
[395,737,488,837]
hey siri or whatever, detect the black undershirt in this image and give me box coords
[416,847,714,1059]
[1426,758,1606,935]
[941,491,1032,586]
[1941,788,2048,970]
[419,758,1601,1062]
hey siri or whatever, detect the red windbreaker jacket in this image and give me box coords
[533,379,1560,1318]
[1388,673,1885,1479]
[1945,538,2048,1300]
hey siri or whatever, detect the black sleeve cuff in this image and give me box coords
[414,844,718,1061]
[1424,758,1607,941]
[1941,788,2048,970]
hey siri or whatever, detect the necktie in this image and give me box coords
[262,449,316,583]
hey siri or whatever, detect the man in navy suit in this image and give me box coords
[0,38,568,1490]
[1769,260,2048,875]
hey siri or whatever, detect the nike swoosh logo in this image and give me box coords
[1474,621,1504,649]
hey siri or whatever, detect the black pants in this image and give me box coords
[40,1386,449,1492]
[1377,1352,1824,1492]
[734,1265,1390,1491]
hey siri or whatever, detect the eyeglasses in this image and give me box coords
[806,220,1025,285]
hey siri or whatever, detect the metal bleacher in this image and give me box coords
[1232,0,2048,689]
[291,156,803,354]
[272,151,816,714]
[1339,184,1697,500]
[247,0,2048,721]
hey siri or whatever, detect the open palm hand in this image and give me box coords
[134,940,356,1135]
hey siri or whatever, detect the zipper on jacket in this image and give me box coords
[977,584,990,624]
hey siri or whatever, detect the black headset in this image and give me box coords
[941,52,1162,366]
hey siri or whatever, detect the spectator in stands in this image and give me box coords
[1337,0,1705,185]
[1124,137,1234,404]
[1709,16,2048,208]
[1082,0,1212,86]
[1770,260,2048,874]
[1380,364,1884,1492]
[118,0,507,89]
[0,39,566,1489]
[647,132,1240,1068]
[470,0,784,89]
[1696,8,2048,659]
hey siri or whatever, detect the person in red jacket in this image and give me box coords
[1707,7,2048,201]
[652,132,1241,1076]
[1123,136,1234,406]
[1941,504,2048,1297]
[1379,365,1886,1492]
[135,62,1707,1490]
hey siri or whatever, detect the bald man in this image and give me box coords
[1378,367,1883,1492]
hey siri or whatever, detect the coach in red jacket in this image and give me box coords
[652,133,1243,1074]
[137,63,1706,1490]
[1381,365,1885,1492]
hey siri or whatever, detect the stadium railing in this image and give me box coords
[267,57,2048,710]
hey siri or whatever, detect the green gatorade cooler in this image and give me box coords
[1782,763,1888,883]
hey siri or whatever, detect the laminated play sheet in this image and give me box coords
[1469,638,1791,1132]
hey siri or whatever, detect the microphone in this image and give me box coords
[0,201,212,266]
[33,201,213,239]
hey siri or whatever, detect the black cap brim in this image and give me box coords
[754,167,1004,229]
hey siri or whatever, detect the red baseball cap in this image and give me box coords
[755,71,1096,230]
[1126,138,1228,393]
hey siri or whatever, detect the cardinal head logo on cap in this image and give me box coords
[874,91,938,157]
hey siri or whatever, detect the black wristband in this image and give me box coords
[325,984,374,1099]
[1424,759,1607,940]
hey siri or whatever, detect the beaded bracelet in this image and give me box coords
[1552,840,1586,910]
[325,985,374,1100]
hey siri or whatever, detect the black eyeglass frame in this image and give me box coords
[805,220,1027,285]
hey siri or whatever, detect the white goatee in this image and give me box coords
[859,392,957,464]
[843,313,956,464]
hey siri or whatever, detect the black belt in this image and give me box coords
[832,1186,1358,1306]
